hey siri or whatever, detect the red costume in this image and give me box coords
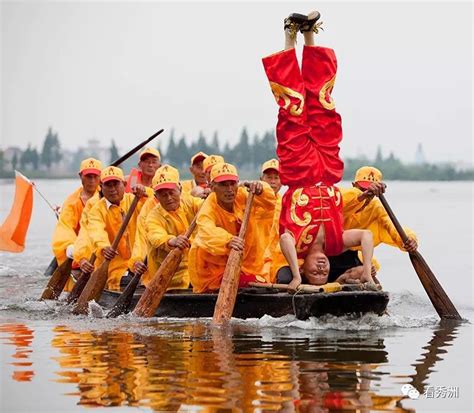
[262,46,344,258]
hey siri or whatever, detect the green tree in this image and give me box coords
[41,127,62,169]
[176,135,190,168]
[211,131,220,153]
[12,152,18,171]
[165,129,177,164]
[109,139,120,164]
[0,150,4,172]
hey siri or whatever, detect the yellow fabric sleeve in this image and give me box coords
[87,199,111,254]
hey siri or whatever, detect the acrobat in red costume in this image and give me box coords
[262,44,344,259]
[261,12,376,289]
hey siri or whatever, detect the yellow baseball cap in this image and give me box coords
[100,166,125,183]
[191,151,208,165]
[152,164,180,191]
[354,166,383,190]
[261,158,279,174]
[139,147,161,161]
[79,158,102,175]
[210,162,239,183]
[203,154,224,172]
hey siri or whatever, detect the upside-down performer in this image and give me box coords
[262,11,378,290]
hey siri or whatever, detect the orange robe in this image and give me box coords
[87,193,142,291]
[189,184,277,293]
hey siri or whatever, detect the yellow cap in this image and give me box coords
[261,158,279,174]
[79,158,102,175]
[100,166,125,183]
[210,162,239,183]
[152,164,180,191]
[191,151,208,165]
[203,155,224,172]
[354,166,383,189]
[139,147,161,161]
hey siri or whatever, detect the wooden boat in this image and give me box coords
[99,285,389,320]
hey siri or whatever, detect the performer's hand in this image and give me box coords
[133,261,148,276]
[102,246,118,260]
[132,184,147,198]
[403,237,418,253]
[168,235,191,250]
[228,236,244,251]
[244,181,263,195]
[79,258,95,274]
[287,277,302,293]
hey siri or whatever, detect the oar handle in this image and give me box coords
[378,194,409,244]
[110,129,164,167]
[110,196,140,252]
[238,191,255,239]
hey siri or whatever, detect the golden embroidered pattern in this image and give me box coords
[319,75,336,110]
[269,81,305,116]
[290,188,311,226]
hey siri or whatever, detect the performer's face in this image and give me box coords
[139,155,161,178]
[190,161,206,185]
[302,252,330,285]
[156,187,181,211]
[212,180,238,206]
[102,179,125,205]
[80,172,100,194]
[261,170,282,194]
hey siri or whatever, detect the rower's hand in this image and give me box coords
[371,264,378,277]
[102,246,118,260]
[79,258,94,274]
[404,237,418,253]
[244,181,263,195]
[228,236,244,251]
[132,184,147,198]
[367,182,386,197]
[133,261,147,276]
[191,186,211,199]
[168,235,191,250]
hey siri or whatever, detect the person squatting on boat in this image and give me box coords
[262,11,378,291]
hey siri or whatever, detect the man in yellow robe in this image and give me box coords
[189,162,278,293]
[181,151,208,196]
[125,147,160,204]
[134,165,203,289]
[51,158,102,290]
[341,166,418,252]
[87,166,146,290]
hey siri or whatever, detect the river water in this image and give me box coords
[0,179,472,412]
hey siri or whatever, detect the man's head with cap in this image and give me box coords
[138,147,161,180]
[353,166,383,191]
[210,162,239,210]
[260,158,281,194]
[203,154,225,183]
[189,151,208,186]
[100,166,126,205]
[79,158,102,195]
[153,164,181,211]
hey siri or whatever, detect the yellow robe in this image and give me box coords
[341,187,418,250]
[52,187,98,265]
[87,193,142,291]
[189,184,277,293]
[180,179,195,194]
[145,195,202,289]
[128,196,159,280]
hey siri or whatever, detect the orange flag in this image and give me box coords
[0,171,33,253]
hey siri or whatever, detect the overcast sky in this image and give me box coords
[1,1,472,164]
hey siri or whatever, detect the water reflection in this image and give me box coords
[0,319,462,412]
[0,323,35,382]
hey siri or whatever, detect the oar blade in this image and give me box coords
[40,258,73,300]
[65,272,90,305]
[133,249,183,318]
[72,262,109,315]
[409,252,461,320]
[212,251,242,324]
[106,273,141,318]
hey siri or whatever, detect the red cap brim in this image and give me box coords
[154,182,178,191]
[192,155,206,164]
[213,174,239,183]
[357,180,377,190]
[101,176,123,183]
[262,167,279,174]
[80,168,101,176]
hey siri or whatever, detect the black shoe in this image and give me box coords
[284,13,309,39]
[299,11,323,33]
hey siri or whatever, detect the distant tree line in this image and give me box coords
[1,126,472,181]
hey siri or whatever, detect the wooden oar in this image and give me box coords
[44,257,58,277]
[248,282,343,293]
[65,253,97,304]
[106,258,148,318]
[133,216,199,318]
[213,192,255,324]
[73,196,140,315]
[40,258,73,300]
[378,193,461,320]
